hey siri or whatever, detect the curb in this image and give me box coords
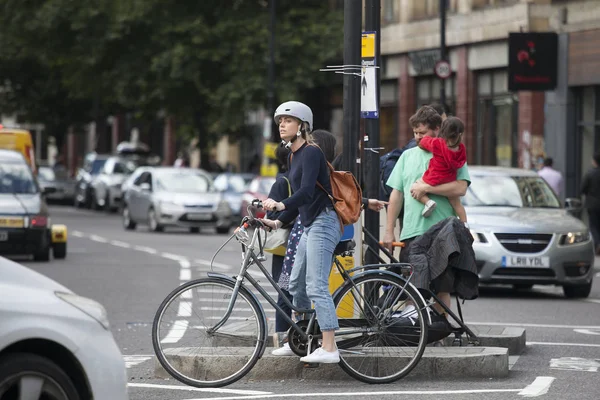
[443,326,526,355]
[154,346,508,382]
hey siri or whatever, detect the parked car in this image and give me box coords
[0,256,128,399]
[465,166,595,298]
[37,163,76,204]
[240,176,276,219]
[122,167,232,233]
[74,153,109,209]
[0,149,67,261]
[89,156,140,212]
[213,172,255,224]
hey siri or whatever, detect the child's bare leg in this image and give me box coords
[417,179,437,217]
[449,196,467,222]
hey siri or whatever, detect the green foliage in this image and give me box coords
[0,0,344,146]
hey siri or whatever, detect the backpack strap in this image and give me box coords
[282,176,292,198]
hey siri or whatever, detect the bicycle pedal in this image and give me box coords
[303,362,320,369]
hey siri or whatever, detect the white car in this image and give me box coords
[0,256,128,399]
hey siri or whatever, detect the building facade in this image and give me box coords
[379,0,600,198]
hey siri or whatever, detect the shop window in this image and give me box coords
[574,86,600,195]
[476,70,518,167]
[415,76,456,115]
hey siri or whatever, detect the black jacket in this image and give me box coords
[266,172,293,224]
[407,217,479,300]
[581,167,600,211]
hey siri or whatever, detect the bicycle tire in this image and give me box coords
[333,271,429,384]
[152,278,267,388]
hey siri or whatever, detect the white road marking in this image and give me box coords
[127,383,270,395]
[89,234,108,243]
[161,320,189,344]
[123,355,152,368]
[71,231,84,237]
[180,269,191,281]
[184,389,523,400]
[178,301,192,317]
[509,355,520,370]
[134,245,157,254]
[110,240,130,248]
[574,328,600,336]
[518,376,555,397]
[469,321,600,330]
[195,259,232,270]
[181,290,192,299]
[584,298,600,304]
[550,357,600,372]
[162,252,191,268]
[528,341,600,348]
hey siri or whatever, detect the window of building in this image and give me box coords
[573,86,600,195]
[383,0,397,24]
[379,80,399,153]
[415,75,456,116]
[476,69,518,167]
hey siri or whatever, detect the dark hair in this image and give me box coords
[543,157,553,167]
[428,102,447,117]
[311,129,337,163]
[276,145,291,172]
[438,116,464,147]
[332,153,343,171]
[594,152,600,166]
[409,106,442,130]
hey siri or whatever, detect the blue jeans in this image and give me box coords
[288,208,342,331]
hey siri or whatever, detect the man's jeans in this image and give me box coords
[289,208,342,331]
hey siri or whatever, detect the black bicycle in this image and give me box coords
[152,200,431,387]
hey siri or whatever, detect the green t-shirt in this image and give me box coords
[386,147,471,241]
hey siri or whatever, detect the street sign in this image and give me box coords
[361,31,378,119]
[434,60,452,79]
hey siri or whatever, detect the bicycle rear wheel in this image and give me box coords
[333,272,428,384]
[152,278,266,387]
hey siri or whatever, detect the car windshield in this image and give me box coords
[0,162,37,194]
[462,175,561,208]
[250,178,276,195]
[89,159,107,175]
[155,171,213,193]
[38,167,55,181]
[214,174,250,193]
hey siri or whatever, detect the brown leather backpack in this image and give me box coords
[317,162,362,232]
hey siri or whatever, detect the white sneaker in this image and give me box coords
[271,342,295,356]
[392,304,416,319]
[300,347,340,364]
[422,200,437,217]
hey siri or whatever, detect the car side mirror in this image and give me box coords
[140,182,151,191]
[564,197,583,219]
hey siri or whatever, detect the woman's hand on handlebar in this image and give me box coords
[263,198,285,212]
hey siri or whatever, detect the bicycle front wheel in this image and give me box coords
[333,272,429,384]
[152,278,266,387]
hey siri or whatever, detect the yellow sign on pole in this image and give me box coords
[361,32,375,58]
[263,142,278,160]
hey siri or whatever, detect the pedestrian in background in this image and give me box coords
[538,157,563,197]
[581,151,600,254]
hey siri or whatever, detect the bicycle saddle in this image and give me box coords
[334,239,356,256]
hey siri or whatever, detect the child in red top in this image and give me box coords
[417,116,467,222]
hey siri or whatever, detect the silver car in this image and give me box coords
[465,166,594,298]
[122,167,232,234]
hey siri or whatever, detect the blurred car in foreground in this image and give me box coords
[122,167,232,233]
[240,176,276,219]
[0,150,67,261]
[213,172,255,223]
[465,166,594,298]
[0,256,128,399]
[37,163,76,204]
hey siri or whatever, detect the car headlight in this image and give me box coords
[560,231,590,245]
[217,200,232,215]
[470,229,488,243]
[55,292,110,330]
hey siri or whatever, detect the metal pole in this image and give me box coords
[364,0,381,267]
[439,0,447,106]
[342,0,362,175]
[268,0,276,141]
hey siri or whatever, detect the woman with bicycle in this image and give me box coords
[262,101,342,364]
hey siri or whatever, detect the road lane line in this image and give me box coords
[71,231,84,237]
[180,269,191,281]
[195,259,232,270]
[161,320,189,344]
[123,355,152,368]
[584,298,600,304]
[178,301,192,317]
[528,341,600,347]
[89,234,108,243]
[469,321,600,329]
[134,245,157,254]
[518,376,555,397]
[127,383,270,395]
[110,240,130,248]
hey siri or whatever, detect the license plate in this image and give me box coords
[0,217,24,228]
[187,213,212,221]
[0,232,7,241]
[502,256,550,268]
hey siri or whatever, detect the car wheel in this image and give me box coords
[0,353,80,400]
[189,227,200,233]
[563,282,592,298]
[105,194,116,213]
[33,241,51,262]
[148,208,164,232]
[216,226,230,235]
[54,242,67,259]
[90,190,100,210]
[123,206,137,230]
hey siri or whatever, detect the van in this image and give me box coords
[0,126,37,174]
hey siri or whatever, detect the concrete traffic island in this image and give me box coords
[154,346,509,382]
[442,325,527,355]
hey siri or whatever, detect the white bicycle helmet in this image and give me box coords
[273,101,313,132]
